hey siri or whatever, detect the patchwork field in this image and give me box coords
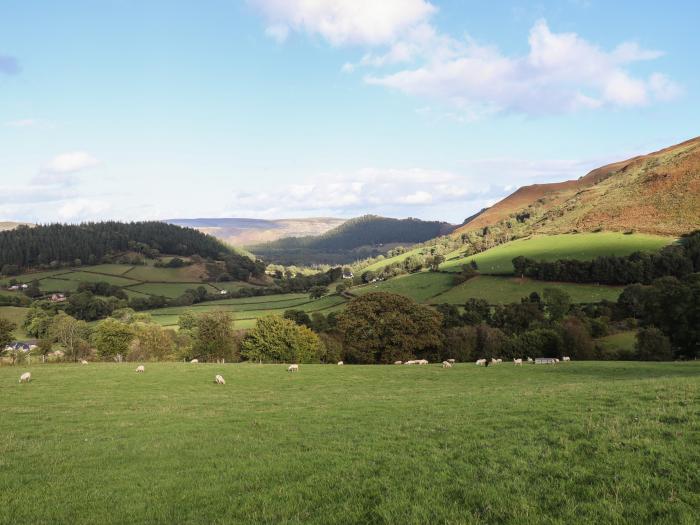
[441,232,675,274]
[1,361,698,524]
[0,306,29,339]
[430,275,624,304]
[352,272,455,303]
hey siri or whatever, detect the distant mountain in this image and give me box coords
[458,137,700,237]
[165,217,346,246]
[0,221,32,232]
[251,215,456,265]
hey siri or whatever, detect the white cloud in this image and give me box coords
[250,0,436,46]
[366,20,679,115]
[42,151,99,175]
[58,199,110,221]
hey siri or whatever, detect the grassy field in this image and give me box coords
[441,232,675,274]
[0,306,29,339]
[352,272,455,303]
[1,361,698,524]
[599,331,637,353]
[430,275,624,304]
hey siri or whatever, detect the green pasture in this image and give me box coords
[599,331,638,353]
[1,361,698,524]
[126,282,219,299]
[441,232,675,274]
[123,265,207,282]
[0,306,29,339]
[352,272,455,303]
[430,275,624,304]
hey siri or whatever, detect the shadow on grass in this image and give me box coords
[551,361,700,382]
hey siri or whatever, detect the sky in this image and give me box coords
[1,0,698,224]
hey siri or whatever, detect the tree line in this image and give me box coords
[512,231,700,285]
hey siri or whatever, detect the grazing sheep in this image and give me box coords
[19,372,31,383]
[527,357,534,363]
[80,360,88,365]
[513,358,523,366]
[476,359,486,366]
[491,358,503,365]
[136,365,145,373]
[417,359,429,365]
[394,361,403,365]
[337,361,344,366]
[442,361,452,368]
[215,374,225,385]
[287,364,299,372]
[563,356,571,362]
[404,360,417,365]
[190,359,199,364]
[447,359,456,363]
[554,358,560,364]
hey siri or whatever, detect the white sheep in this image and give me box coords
[563,356,571,362]
[417,359,429,365]
[554,358,560,364]
[136,365,145,373]
[190,359,199,364]
[394,361,403,365]
[287,364,299,372]
[80,360,88,365]
[337,361,344,366]
[527,357,534,363]
[404,360,417,365]
[513,358,523,366]
[476,359,486,366]
[19,372,31,383]
[447,359,456,363]
[442,361,452,368]
[215,374,225,385]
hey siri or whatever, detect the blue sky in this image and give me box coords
[1,0,697,224]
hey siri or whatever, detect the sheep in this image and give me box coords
[136,365,145,373]
[476,359,486,366]
[563,356,571,362]
[394,361,403,365]
[417,359,429,365]
[190,359,199,364]
[554,358,560,364]
[442,361,452,368]
[526,357,534,363]
[80,360,88,365]
[490,358,502,365]
[287,364,299,372]
[404,360,417,365]
[447,359,456,363]
[215,374,226,385]
[337,361,344,366]
[513,358,523,366]
[19,372,31,383]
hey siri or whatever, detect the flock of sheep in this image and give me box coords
[16,356,571,384]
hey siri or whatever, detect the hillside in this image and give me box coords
[458,137,700,236]
[251,215,455,265]
[0,221,32,232]
[166,217,346,246]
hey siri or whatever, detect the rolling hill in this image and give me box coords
[166,217,346,246]
[250,215,456,265]
[457,137,700,237]
[0,221,32,232]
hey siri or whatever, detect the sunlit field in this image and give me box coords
[1,361,698,524]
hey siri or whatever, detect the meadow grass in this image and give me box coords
[59,271,141,286]
[430,275,624,304]
[123,265,208,283]
[37,278,82,293]
[352,272,455,303]
[0,361,698,524]
[0,306,29,339]
[126,282,220,299]
[441,232,675,274]
[599,331,637,353]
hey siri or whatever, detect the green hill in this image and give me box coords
[250,215,455,265]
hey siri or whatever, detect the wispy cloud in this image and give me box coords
[250,2,681,117]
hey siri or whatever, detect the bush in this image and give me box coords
[241,316,321,363]
[635,327,673,361]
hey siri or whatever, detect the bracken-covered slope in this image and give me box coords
[458,137,700,236]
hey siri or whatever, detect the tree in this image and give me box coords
[284,309,312,328]
[23,307,54,338]
[309,285,329,299]
[428,254,445,271]
[559,317,594,359]
[442,326,478,362]
[635,327,673,361]
[129,323,177,361]
[0,317,16,349]
[187,312,238,362]
[543,288,571,321]
[92,318,134,359]
[24,280,41,298]
[336,292,443,364]
[49,312,91,362]
[241,316,321,363]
